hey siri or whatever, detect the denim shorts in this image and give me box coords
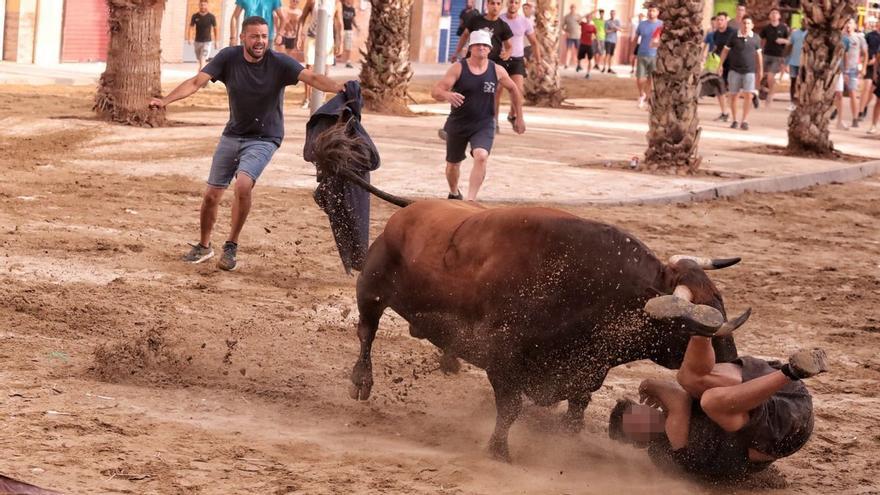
[837,69,858,93]
[727,71,756,94]
[207,136,278,188]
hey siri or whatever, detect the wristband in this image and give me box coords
[780,364,801,381]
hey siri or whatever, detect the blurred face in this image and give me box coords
[743,18,753,32]
[570,4,576,13]
[486,0,503,17]
[845,18,855,33]
[469,43,491,60]
[199,0,208,13]
[241,23,269,60]
[770,10,780,23]
[508,0,520,15]
[736,5,746,19]
[621,405,666,445]
[610,10,616,19]
[647,7,658,20]
[717,14,728,30]
[523,3,533,16]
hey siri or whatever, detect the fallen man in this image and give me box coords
[609,295,827,478]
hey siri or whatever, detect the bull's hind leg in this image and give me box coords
[486,371,523,462]
[349,239,391,401]
[561,394,591,433]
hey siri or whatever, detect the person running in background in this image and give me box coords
[592,9,606,71]
[577,15,597,78]
[759,8,790,108]
[562,4,581,69]
[718,15,762,131]
[859,18,879,122]
[634,5,662,109]
[602,9,621,74]
[630,12,645,75]
[230,0,287,50]
[499,0,542,127]
[188,0,218,71]
[787,24,806,111]
[522,2,535,60]
[279,0,302,61]
[341,0,358,68]
[835,19,867,130]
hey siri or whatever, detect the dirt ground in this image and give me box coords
[0,85,878,495]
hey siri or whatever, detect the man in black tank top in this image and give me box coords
[431,30,525,201]
[608,295,826,479]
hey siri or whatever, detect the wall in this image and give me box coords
[3,0,37,62]
[2,0,18,61]
[410,0,442,63]
[0,0,6,57]
[33,0,61,65]
[160,0,187,62]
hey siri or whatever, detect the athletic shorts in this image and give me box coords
[838,69,858,93]
[738,356,814,459]
[728,71,756,93]
[593,39,605,55]
[502,56,526,77]
[636,55,656,78]
[578,43,594,61]
[282,36,296,49]
[344,29,354,51]
[763,55,784,73]
[633,43,639,56]
[193,41,212,60]
[443,123,494,163]
[604,41,616,56]
[566,38,579,49]
[208,136,278,187]
[865,64,874,81]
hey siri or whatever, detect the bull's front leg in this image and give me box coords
[486,372,523,462]
[561,394,592,433]
[350,312,381,401]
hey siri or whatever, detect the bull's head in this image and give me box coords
[644,255,750,368]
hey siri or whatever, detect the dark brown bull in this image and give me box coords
[312,124,750,461]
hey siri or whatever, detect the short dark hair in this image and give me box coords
[717,11,728,18]
[608,399,635,442]
[599,9,605,14]
[742,15,753,22]
[242,16,268,30]
[710,15,717,21]
[770,7,780,13]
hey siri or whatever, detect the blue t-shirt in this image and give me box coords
[202,46,303,145]
[704,31,716,53]
[787,29,806,67]
[236,0,282,41]
[637,20,662,57]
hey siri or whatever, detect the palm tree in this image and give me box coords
[787,0,856,155]
[523,0,564,106]
[744,0,775,28]
[95,0,166,127]
[359,0,414,114]
[644,0,704,172]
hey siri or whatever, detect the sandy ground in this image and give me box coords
[1,85,879,495]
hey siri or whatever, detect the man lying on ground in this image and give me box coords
[609,295,826,478]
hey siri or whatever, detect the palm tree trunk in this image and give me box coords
[787,0,856,155]
[359,0,414,114]
[95,0,166,127]
[744,0,775,29]
[644,0,704,173]
[523,0,564,106]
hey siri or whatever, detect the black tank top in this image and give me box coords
[445,60,497,134]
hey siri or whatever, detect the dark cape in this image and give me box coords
[700,72,726,98]
[304,81,380,274]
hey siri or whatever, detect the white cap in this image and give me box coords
[468,30,493,48]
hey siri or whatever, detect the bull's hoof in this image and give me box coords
[488,436,512,463]
[438,352,461,374]
[349,382,372,401]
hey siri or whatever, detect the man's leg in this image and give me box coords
[870,97,880,133]
[849,86,859,126]
[729,93,739,124]
[446,161,462,195]
[858,79,873,116]
[509,74,524,119]
[467,148,489,201]
[765,71,776,107]
[200,186,225,246]
[227,173,254,244]
[740,90,752,123]
[835,92,848,129]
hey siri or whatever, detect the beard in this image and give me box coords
[245,44,266,60]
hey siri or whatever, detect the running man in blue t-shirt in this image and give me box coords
[151,17,343,271]
[634,4,662,109]
[230,0,287,50]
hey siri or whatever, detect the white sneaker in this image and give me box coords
[836,121,849,131]
[868,126,878,134]
[637,95,646,109]
[787,103,796,112]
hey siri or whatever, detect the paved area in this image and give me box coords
[2,60,878,204]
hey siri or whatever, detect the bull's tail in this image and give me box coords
[313,122,413,208]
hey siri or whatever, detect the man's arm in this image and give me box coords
[526,31,542,65]
[639,379,692,450]
[756,49,763,83]
[717,45,730,73]
[274,7,288,46]
[495,64,524,134]
[334,2,344,56]
[150,72,213,108]
[500,38,513,60]
[187,20,195,43]
[431,63,464,106]
[229,5,242,46]
[212,16,220,45]
[861,42,869,77]
[298,69,343,93]
[452,29,470,61]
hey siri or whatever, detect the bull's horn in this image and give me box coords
[669,255,742,270]
[715,308,752,337]
[672,285,693,302]
[644,295,725,336]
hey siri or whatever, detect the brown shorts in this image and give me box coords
[739,356,814,459]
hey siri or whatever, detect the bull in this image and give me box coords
[312,124,751,461]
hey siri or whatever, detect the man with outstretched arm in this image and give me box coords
[150,16,342,271]
[609,294,826,478]
[432,30,525,202]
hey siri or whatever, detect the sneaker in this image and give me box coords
[594,64,600,70]
[507,113,516,129]
[868,126,878,134]
[787,103,796,111]
[730,121,739,129]
[740,121,750,131]
[300,100,309,109]
[830,109,838,120]
[447,190,463,200]
[836,121,850,130]
[714,113,729,122]
[643,295,725,337]
[637,95,646,109]
[495,121,501,134]
[438,128,447,141]
[788,349,828,379]
[607,69,616,74]
[218,241,238,271]
[751,94,759,109]
[584,73,591,79]
[182,242,214,264]
[345,63,353,68]
[601,68,606,73]
[852,118,859,128]
[576,65,582,72]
